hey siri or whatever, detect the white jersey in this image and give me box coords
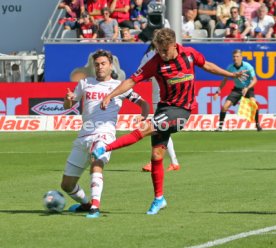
[139,49,160,110]
[73,77,140,137]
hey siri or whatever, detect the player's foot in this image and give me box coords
[68,203,91,212]
[146,197,167,215]
[86,208,100,218]
[92,147,106,159]
[166,164,180,171]
[256,124,262,132]
[142,162,152,172]
[215,127,223,132]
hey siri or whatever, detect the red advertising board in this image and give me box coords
[0,81,275,115]
[0,82,153,115]
[194,80,276,114]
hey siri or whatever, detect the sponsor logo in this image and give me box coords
[31,100,80,115]
[167,73,194,85]
[0,116,41,131]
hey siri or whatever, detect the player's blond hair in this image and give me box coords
[152,28,176,47]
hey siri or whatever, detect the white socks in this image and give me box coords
[68,184,89,204]
[167,137,179,165]
[90,172,103,209]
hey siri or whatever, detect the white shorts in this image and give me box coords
[64,132,115,177]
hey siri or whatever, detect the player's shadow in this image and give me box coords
[0,209,78,216]
[192,210,276,215]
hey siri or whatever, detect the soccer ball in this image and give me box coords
[43,190,66,213]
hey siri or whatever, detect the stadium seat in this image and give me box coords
[190,29,208,42]
[60,30,77,41]
[213,29,226,39]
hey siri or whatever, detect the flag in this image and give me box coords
[238,97,258,122]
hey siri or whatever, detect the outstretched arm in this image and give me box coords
[101,78,136,109]
[203,61,247,80]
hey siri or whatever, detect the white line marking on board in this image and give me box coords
[185,225,276,248]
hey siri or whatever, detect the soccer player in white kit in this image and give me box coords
[61,50,149,218]
[140,43,180,172]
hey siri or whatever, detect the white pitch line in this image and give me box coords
[0,150,275,154]
[186,225,276,248]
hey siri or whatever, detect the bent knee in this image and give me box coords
[151,147,166,160]
[60,181,75,193]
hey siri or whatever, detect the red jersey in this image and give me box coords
[79,22,98,38]
[131,44,205,110]
[87,0,107,20]
[108,0,130,24]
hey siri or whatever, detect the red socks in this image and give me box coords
[106,129,143,152]
[151,159,164,197]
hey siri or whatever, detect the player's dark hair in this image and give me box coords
[92,49,113,64]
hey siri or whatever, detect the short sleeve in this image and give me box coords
[131,55,158,83]
[189,47,205,67]
[247,63,256,77]
[73,79,85,102]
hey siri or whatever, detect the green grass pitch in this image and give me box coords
[0,131,276,248]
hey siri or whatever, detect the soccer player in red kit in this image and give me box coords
[93,28,247,215]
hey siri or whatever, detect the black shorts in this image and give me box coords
[151,103,191,147]
[226,87,255,106]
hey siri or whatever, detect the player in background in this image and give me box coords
[61,49,149,218]
[92,28,247,215]
[213,49,262,131]
[140,42,180,172]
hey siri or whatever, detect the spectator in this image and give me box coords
[108,0,134,28]
[130,0,148,30]
[225,6,251,38]
[86,0,107,21]
[182,0,198,21]
[251,4,275,39]
[216,0,238,29]
[224,23,244,41]
[195,0,217,38]
[266,0,276,38]
[121,27,139,41]
[98,7,119,41]
[58,0,85,30]
[239,0,261,22]
[182,9,195,38]
[77,12,98,42]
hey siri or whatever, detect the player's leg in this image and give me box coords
[61,174,90,212]
[142,101,158,172]
[87,134,114,218]
[217,89,241,130]
[92,120,154,159]
[147,105,189,215]
[86,159,104,218]
[61,138,92,212]
[147,144,168,215]
[166,137,180,171]
[217,100,232,130]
